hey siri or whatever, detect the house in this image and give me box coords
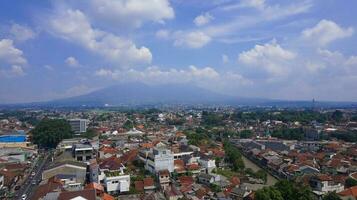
[165,186,183,200]
[338,186,357,200]
[143,177,155,193]
[58,189,97,200]
[198,155,216,173]
[99,147,120,159]
[197,173,215,185]
[309,174,344,196]
[31,176,64,200]
[42,161,87,184]
[230,187,251,200]
[159,169,170,190]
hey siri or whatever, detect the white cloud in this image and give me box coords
[238,40,296,76]
[9,24,36,42]
[0,39,27,77]
[155,29,170,39]
[173,31,211,48]
[95,65,251,90]
[194,12,214,26]
[89,0,174,28]
[65,56,80,68]
[0,39,27,65]
[48,9,152,66]
[222,54,229,64]
[44,65,54,71]
[10,65,25,76]
[346,56,357,66]
[96,65,219,83]
[302,20,354,46]
[223,0,265,10]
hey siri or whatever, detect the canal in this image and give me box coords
[241,155,278,186]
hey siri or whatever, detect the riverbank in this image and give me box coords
[241,155,278,186]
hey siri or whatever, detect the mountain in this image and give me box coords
[47,82,262,106]
[1,82,356,108]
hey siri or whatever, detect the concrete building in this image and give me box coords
[42,161,87,184]
[310,175,344,196]
[73,143,94,162]
[69,119,89,133]
[145,142,174,173]
[103,171,130,194]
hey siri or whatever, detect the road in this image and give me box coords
[16,152,52,200]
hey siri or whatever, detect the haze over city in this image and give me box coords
[0,0,357,104]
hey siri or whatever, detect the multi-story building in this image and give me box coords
[69,119,89,133]
[103,170,130,194]
[310,175,344,196]
[145,142,174,173]
[73,143,94,162]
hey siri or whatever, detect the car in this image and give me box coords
[14,185,21,190]
[31,172,36,176]
[31,180,37,185]
[21,194,27,200]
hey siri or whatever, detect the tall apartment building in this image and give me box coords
[69,119,89,133]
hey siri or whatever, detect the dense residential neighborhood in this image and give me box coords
[0,107,356,200]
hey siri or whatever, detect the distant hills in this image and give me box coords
[47,82,264,106]
[1,82,356,108]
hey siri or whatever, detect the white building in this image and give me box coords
[198,156,216,173]
[310,175,344,196]
[69,119,89,133]
[145,142,174,173]
[103,171,130,194]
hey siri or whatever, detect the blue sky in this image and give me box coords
[0,0,357,103]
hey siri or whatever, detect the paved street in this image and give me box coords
[16,152,52,200]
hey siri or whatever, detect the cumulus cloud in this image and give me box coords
[173,31,211,48]
[89,0,174,28]
[95,65,251,91]
[302,20,354,46]
[0,39,27,65]
[9,24,36,42]
[0,39,27,77]
[194,12,214,26]
[65,56,80,68]
[238,40,296,76]
[48,9,152,66]
[96,65,218,83]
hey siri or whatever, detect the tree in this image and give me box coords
[322,192,342,200]
[274,180,314,200]
[31,119,73,149]
[81,129,97,139]
[255,187,284,200]
[345,178,357,188]
[123,120,134,130]
[331,110,344,123]
[240,130,253,139]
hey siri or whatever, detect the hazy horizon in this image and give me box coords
[1,0,357,103]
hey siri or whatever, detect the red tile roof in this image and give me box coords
[144,177,155,187]
[338,186,357,197]
[178,176,194,186]
[58,189,96,200]
[101,193,115,200]
[85,182,104,191]
[135,181,144,192]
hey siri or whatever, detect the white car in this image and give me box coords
[22,194,27,200]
